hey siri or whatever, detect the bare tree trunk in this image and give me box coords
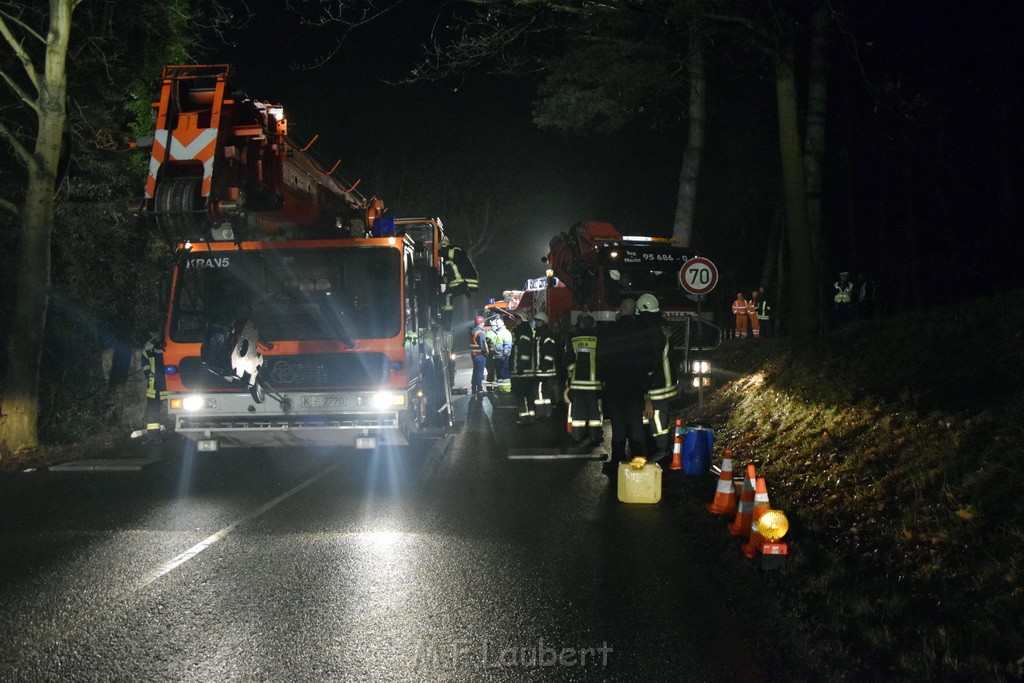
[672,32,705,246]
[804,3,829,329]
[775,51,818,338]
[760,202,783,290]
[0,0,79,454]
[775,219,786,338]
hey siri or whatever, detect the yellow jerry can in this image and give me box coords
[617,462,662,504]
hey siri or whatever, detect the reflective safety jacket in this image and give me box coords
[566,334,600,391]
[442,245,479,292]
[640,318,678,402]
[495,328,513,359]
[834,280,852,304]
[511,325,536,378]
[470,324,489,357]
[143,339,168,400]
[483,327,499,356]
[534,325,558,379]
[732,296,748,315]
[757,298,771,319]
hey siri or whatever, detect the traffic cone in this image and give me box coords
[727,463,757,536]
[742,477,772,558]
[668,420,683,471]
[706,448,738,516]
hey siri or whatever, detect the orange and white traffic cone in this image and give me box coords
[706,448,738,516]
[727,463,757,537]
[668,420,683,471]
[742,477,772,559]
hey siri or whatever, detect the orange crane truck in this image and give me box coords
[138,65,453,451]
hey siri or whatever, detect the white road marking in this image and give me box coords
[137,459,343,588]
[507,449,606,461]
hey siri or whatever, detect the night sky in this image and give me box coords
[211,1,1024,311]
[214,2,687,297]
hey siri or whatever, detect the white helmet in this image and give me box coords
[491,317,504,329]
[636,293,660,313]
[533,312,549,324]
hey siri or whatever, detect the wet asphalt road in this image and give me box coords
[0,370,780,682]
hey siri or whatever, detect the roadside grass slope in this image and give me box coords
[684,290,1024,680]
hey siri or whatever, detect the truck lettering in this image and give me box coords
[185,257,231,269]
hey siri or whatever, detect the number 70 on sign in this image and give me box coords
[678,257,719,295]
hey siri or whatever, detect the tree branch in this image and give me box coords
[0,117,33,166]
[0,68,40,113]
[0,196,18,216]
[0,10,42,94]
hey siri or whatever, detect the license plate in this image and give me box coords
[300,395,345,408]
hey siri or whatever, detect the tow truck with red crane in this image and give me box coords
[137,64,454,451]
[512,221,722,392]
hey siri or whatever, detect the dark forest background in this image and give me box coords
[1,0,1022,444]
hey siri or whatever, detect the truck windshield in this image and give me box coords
[170,247,401,343]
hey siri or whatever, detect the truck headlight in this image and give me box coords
[370,391,405,408]
[183,395,205,411]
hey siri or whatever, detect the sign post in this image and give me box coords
[679,257,719,411]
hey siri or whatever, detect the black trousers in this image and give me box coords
[603,384,647,463]
[568,389,603,443]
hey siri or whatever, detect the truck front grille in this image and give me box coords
[178,353,390,391]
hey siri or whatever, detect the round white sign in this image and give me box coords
[678,257,719,295]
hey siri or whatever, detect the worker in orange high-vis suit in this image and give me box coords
[747,290,761,339]
[732,292,749,338]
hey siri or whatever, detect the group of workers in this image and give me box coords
[731,287,771,339]
[485,294,678,477]
[469,315,513,394]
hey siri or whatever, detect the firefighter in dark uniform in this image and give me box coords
[598,298,650,476]
[532,312,558,419]
[511,312,537,425]
[636,294,679,459]
[142,330,168,440]
[565,313,603,446]
[439,237,479,328]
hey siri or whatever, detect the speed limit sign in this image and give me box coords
[678,257,718,295]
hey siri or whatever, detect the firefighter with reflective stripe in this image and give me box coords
[142,330,168,438]
[732,292,748,338]
[833,271,853,326]
[747,290,761,339]
[565,313,603,445]
[492,316,513,393]
[483,319,499,388]
[470,315,490,395]
[532,312,558,418]
[636,294,678,457]
[511,312,537,424]
[439,236,479,328]
[755,285,772,337]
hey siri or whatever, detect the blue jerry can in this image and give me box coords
[682,426,714,475]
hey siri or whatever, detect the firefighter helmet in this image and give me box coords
[491,317,504,329]
[578,313,595,330]
[533,312,549,324]
[636,293,660,313]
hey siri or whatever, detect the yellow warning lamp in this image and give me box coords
[758,510,789,542]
